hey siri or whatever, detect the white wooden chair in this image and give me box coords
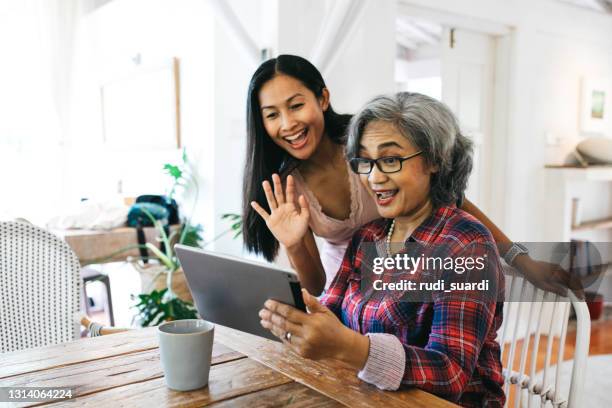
[499,271,590,408]
[0,221,81,352]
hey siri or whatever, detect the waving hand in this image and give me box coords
[250,174,310,250]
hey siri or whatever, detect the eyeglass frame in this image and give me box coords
[348,151,424,174]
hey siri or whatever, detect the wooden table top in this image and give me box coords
[0,325,457,407]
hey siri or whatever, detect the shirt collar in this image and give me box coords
[413,205,456,243]
[375,204,456,246]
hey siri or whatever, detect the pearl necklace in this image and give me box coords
[386,219,396,257]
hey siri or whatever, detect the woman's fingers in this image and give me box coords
[286,175,296,204]
[544,282,567,297]
[272,173,285,205]
[259,308,303,336]
[260,318,285,339]
[262,319,303,352]
[264,299,308,324]
[298,195,310,218]
[250,201,270,221]
[559,267,585,299]
[262,180,278,210]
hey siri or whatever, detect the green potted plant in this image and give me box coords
[131,152,243,326]
[130,149,202,326]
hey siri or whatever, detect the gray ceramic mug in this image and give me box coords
[158,319,215,391]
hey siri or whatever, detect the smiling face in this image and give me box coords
[258,74,329,160]
[358,120,434,219]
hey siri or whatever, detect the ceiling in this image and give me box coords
[558,0,612,13]
[396,0,611,58]
[395,15,442,56]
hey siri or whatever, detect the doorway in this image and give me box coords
[395,9,511,219]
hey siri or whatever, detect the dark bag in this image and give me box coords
[128,195,180,263]
[134,195,179,224]
[127,202,170,228]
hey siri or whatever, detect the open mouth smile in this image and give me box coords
[282,128,308,149]
[373,189,398,206]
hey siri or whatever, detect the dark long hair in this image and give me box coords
[242,54,351,261]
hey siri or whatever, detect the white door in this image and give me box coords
[441,27,496,212]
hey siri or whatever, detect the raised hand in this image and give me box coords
[250,174,310,250]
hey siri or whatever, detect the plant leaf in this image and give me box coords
[145,243,175,270]
[180,223,203,247]
[163,164,183,180]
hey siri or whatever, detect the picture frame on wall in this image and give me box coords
[580,77,610,135]
[100,57,181,151]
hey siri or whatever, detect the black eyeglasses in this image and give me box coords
[349,151,423,174]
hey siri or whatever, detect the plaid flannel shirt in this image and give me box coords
[321,205,505,407]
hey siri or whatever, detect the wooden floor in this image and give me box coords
[585,318,612,355]
[503,318,612,406]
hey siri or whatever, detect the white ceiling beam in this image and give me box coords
[413,20,443,37]
[308,0,368,77]
[398,1,511,36]
[207,0,260,65]
[310,0,353,67]
[396,33,418,50]
[397,18,439,45]
[595,0,612,12]
[83,0,114,14]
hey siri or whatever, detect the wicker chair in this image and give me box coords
[0,221,81,352]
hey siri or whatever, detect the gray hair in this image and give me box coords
[346,92,473,208]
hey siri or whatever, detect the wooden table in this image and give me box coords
[0,325,457,407]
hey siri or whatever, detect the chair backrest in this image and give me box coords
[0,221,81,352]
[499,270,590,408]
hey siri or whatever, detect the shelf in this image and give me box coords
[545,165,612,181]
[572,217,612,232]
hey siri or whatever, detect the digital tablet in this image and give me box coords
[175,245,306,341]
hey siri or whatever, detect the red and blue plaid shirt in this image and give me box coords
[321,205,505,407]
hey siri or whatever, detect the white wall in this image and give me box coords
[322,0,397,113]
[67,0,214,207]
[401,0,612,241]
[207,0,264,256]
[58,0,227,253]
[534,32,612,244]
[267,0,397,113]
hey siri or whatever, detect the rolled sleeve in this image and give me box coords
[357,333,406,390]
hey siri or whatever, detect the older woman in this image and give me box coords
[259,92,505,407]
